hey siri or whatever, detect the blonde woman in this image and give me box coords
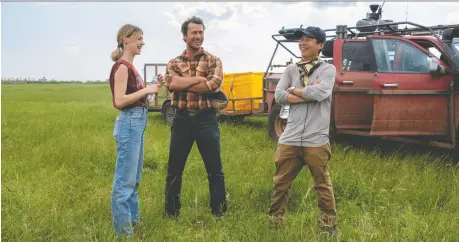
[108,24,161,237]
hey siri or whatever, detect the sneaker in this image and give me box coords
[269,216,285,230]
[319,225,337,234]
[317,219,337,234]
[211,203,227,217]
[132,219,140,228]
[165,209,180,219]
[212,209,224,217]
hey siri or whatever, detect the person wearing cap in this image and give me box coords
[268,26,338,232]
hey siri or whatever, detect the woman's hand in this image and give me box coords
[157,74,165,87]
[144,83,159,94]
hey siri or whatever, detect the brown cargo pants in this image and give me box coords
[268,143,337,228]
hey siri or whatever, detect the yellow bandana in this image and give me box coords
[296,57,323,86]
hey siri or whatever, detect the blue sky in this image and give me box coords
[2,2,459,81]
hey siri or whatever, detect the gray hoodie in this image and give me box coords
[275,62,336,147]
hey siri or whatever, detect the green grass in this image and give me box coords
[2,83,459,241]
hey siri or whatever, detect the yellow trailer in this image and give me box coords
[143,63,268,125]
[221,72,264,114]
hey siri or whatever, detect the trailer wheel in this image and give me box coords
[162,101,175,126]
[218,115,245,123]
[268,103,286,141]
[229,115,245,123]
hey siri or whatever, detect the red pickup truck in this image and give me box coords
[264,4,459,155]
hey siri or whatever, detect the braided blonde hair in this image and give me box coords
[110,24,143,62]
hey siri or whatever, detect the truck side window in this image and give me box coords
[341,41,374,72]
[372,38,430,73]
[428,47,441,59]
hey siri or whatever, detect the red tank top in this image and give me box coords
[109,59,147,109]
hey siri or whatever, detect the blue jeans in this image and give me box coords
[111,106,147,237]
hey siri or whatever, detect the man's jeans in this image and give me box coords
[165,108,227,217]
[111,106,147,237]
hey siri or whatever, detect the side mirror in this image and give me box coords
[429,57,451,77]
[442,28,459,43]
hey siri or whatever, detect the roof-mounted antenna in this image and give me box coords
[373,1,385,32]
[377,0,385,19]
[405,2,408,30]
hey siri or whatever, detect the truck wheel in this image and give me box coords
[453,142,459,161]
[268,103,286,141]
[162,101,175,126]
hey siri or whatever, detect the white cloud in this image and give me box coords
[241,3,267,18]
[65,46,79,54]
[213,14,248,30]
[207,41,233,52]
[2,2,459,81]
[34,3,56,7]
[446,12,459,25]
[34,2,78,9]
[204,2,228,17]
[161,11,180,27]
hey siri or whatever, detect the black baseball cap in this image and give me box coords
[293,26,326,43]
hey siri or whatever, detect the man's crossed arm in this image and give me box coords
[285,79,321,103]
[164,58,224,93]
[275,65,336,105]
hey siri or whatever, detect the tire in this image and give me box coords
[162,101,175,126]
[322,39,334,58]
[453,140,459,161]
[229,115,245,123]
[218,115,245,123]
[268,103,286,141]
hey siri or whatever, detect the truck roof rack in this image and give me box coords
[268,21,459,62]
[274,22,459,43]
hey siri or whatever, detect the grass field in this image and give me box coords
[2,83,459,241]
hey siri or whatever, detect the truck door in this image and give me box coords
[333,39,376,131]
[368,36,452,136]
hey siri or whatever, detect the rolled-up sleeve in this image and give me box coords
[275,65,292,105]
[205,57,223,92]
[301,64,336,102]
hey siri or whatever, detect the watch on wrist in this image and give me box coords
[289,87,295,94]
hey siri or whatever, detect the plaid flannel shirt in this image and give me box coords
[164,48,223,110]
